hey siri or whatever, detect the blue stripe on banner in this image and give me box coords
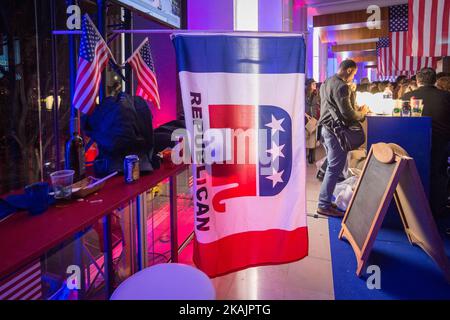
[172,35,306,74]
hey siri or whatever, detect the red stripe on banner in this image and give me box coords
[193,227,308,278]
[430,0,439,57]
[443,0,450,56]
[417,0,426,57]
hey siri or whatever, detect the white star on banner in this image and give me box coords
[266,168,284,188]
[265,115,285,136]
[267,143,285,161]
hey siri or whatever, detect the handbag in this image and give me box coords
[326,105,365,152]
[305,113,318,134]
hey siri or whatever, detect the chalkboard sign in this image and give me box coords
[339,143,450,281]
[345,155,397,250]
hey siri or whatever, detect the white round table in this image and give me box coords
[110,263,216,300]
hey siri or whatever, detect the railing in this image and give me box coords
[0,164,192,300]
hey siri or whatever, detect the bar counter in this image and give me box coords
[365,114,432,196]
[0,164,188,296]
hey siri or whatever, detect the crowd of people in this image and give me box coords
[355,72,450,98]
[305,61,450,220]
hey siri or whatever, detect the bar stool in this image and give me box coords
[110,263,216,300]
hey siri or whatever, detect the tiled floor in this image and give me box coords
[180,147,336,300]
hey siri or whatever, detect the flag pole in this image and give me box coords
[50,0,61,170]
[53,29,306,36]
[97,0,106,102]
[68,0,77,138]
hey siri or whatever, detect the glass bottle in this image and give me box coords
[65,119,86,182]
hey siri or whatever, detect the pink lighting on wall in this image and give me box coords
[133,17,178,128]
[188,0,234,30]
[293,0,306,9]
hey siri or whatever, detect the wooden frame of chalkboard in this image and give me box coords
[339,145,406,276]
[338,143,450,281]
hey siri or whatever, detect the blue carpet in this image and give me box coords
[328,217,450,300]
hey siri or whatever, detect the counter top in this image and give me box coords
[0,164,188,278]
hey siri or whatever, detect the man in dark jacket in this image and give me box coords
[317,60,369,217]
[403,68,450,217]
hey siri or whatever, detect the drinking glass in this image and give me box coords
[50,170,75,199]
[411,99,424,116]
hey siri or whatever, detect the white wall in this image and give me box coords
[235,0,259,31]
[258,0,283,31]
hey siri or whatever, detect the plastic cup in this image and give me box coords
[401,100,411,117]
[411,99,423,116]
[392,100,402,116]
[50,170,75,199]
[25,182,50,215]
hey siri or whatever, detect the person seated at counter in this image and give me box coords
[403,68,450,218]
[316,59,369,218]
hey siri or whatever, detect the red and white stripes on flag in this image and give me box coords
[377,4,439,79]
[127,38,161,109]
[390,31,437,73]
[409,0,450,57]
[73,14,113,115]
[0,261,42,300]
[377,37,395,78]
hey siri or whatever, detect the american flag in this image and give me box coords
[409,0,450,57]
[73,14,112,114]
[389,5,436,74]
[377,37,395,78]
[128,38,161,109]
[377,5,437,78]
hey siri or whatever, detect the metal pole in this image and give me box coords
[169,175,178,263]
[73,231,85,299]
[50,0,61,169]
[124,8,134,95]
[33,0,44,181]
[52,29,306,36]
[135,195,143,270]
[135,194,148,271]
[97,0,106,100]
[102,214,114,298]
[67,0,77,137]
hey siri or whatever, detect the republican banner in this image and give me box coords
[172,33,308,278]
